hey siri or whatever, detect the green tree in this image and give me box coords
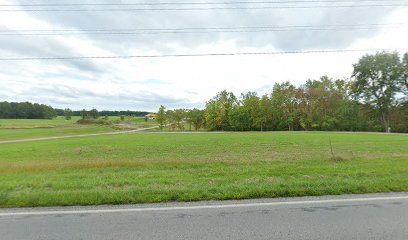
[187,108,205,131]
[173,109,186,131]
[240,92,261,131]
[89,108,99,119]
[204,90,237,131]
[258,94,273,131]
[165,110,176,131]
[229,105,247,131]
[352,52,403,132]
[0,102,12,118]
[156,105,166,129]
[0,101,56,119]
[271,82,298,131]
[40,104,57,119]
[64,108,73,120]
[402,53,408,95]
[81,109,88,119]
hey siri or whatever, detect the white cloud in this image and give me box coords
[0,2,407,111]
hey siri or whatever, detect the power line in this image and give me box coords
[0,25,405,36]
[1,4,407,11]
[0,48,405,61]
[1,22,402,32]
[1,0,407,7]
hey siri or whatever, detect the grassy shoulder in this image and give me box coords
[0,132,407,207]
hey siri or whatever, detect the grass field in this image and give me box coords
[0,132,407,208]
[0,116,81,129]
[0,116,157,141]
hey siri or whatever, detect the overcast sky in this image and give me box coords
[0,0,407,111]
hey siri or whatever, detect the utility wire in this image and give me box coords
[0,48,405,61]
[1,0,407,7]
[1,4,407,11]
[0,25,405,36]
[1,22,402,32]
[0,23,404,36]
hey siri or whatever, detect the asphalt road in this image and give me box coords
[1,193,407,240]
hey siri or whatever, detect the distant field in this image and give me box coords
[0,117,157,141]
[0,132,407,208]
[0,127,118,141]
[0,116,81,129]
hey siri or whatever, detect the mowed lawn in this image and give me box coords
[0,132,407,207]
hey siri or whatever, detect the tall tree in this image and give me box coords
[351,52,403,132]
[64,108,73,120]
[402,53,408,96]
[240,92,261,130]
[89,108,99,119]
[229,105,247,131]
[204,90,237,131]
[156,105,166,129]
[165,110,176,131]
[258,94,272,131]
[81,109,88,119]
[271,82,298,131]
[187,108,205,131]
[173,109,186,130]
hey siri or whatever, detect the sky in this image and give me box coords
[0,0,408,111]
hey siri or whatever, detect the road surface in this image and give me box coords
[1,193,407,240]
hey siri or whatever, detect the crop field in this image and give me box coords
[0,116,156,141]
[0,131,407,208]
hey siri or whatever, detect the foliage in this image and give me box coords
[64,108,73,120]
[54,109,149,117]
[89,108,99,119]
[81,109,88,119]
[351,51,404,132]
[76,119,111,125]
[187,108,205,130]
[158,52,408,133]
[204,90,237,131]
[166,109,186,131]
[197,76,392,132]
[0,101,56,119]
[403,53,408,95]
[156,105,166,129]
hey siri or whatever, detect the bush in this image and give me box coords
[76,119,111,125]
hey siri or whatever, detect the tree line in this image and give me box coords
[0,103,150,120]
[55,109,149,118]
[0,101,57,119]
[156,106,205,131]
[158,52,408,133]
